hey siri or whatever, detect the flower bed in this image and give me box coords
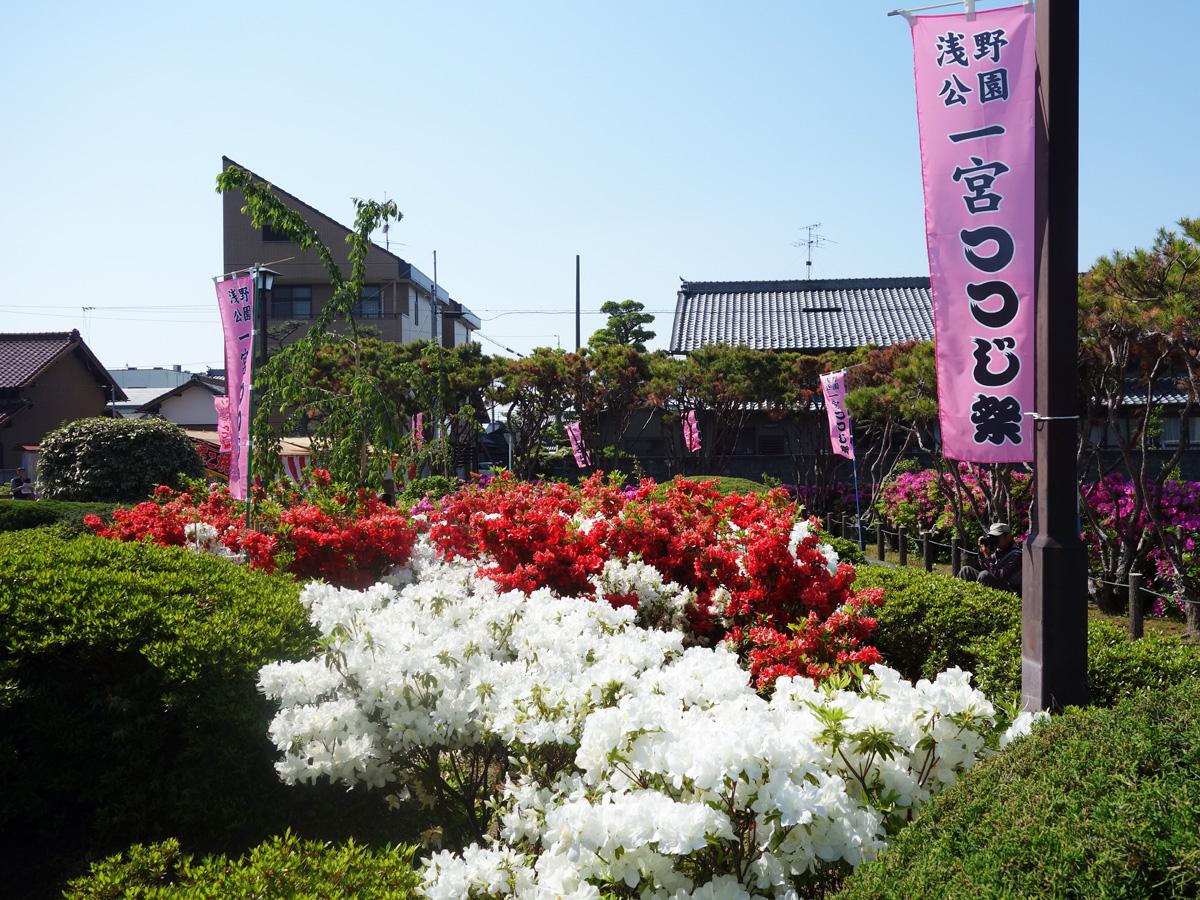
[260,548,1039,899]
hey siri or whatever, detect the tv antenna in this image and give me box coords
[793,223,837,279]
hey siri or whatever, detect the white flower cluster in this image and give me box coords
[258,551,1040,899]
[591,556,693,631]
[183,521,243,562]
[787,518,840,575]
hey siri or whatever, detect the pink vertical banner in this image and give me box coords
[411,412,424,450]
[818,371,855,460]
[910,5,1035,462]
[213,396,232,452]
[213,274,254,499]
[565,420,591,468]
[682,409,701,453]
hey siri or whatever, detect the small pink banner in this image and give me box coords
[819,371,855,460]
[213,396,232,452]
[566,420,591,468]
[682,409,701,453]
[910,5,1035,462]
[411,412,424,450]
[214,274,255,499]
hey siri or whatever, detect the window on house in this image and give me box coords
[270,285,313,319]
[262,224,292,242]
[758,431,787,455]
[1190,416,1200,446]
[353,286,383,319]
[1161,416,1182,448]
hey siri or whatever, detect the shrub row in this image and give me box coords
[854,564,1200,706]
[65,833,421,899]
[836,676,1200,898]
[0,498,116,534]
[0,531,407,898]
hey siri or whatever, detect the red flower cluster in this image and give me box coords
[84,474,416,589]
[427,474,883,688]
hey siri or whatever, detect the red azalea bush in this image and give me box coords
[428,473,884,688]
[87,471,883,687]
[84,473,416,589]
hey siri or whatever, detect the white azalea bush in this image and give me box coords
[258,540,1041,898]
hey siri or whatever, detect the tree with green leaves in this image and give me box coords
[588,299,656,353]
[215,164,402,486]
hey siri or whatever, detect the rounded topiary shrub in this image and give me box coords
[37,416,204,502]
[834,678,1200,899]
[65,833,421,899]
[0,530,408,897]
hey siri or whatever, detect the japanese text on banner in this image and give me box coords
[213,274,254,499]
[819,371,855,460]
[910,5,1035,462]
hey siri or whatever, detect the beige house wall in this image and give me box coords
[1,351,111,471]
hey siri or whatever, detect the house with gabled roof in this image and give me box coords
[0,330,126,479]
[221,156,480,352]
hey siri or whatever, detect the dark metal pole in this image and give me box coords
[1128,572,1143,641]
[1022,0,1089,711]
[575,254,581,351]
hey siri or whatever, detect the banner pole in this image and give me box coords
[851,437,864,551]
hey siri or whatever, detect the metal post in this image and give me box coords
[824,512,833,535]
[922,531,934,572]
[898,526,908,567]
[876,523,886,562]
[1022,0,1089,711]
[857,516,866,552]
[1128,572,1143,640]
[575,254,581,351]
[951,536,961,577]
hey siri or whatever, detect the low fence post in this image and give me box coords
[922,531,934,572]
[1128,571,1143,640]
[898,526,908,567]
[951,536,961,577]
[824,512,833,536]
[857,516,866,553]
[876,523,886,562]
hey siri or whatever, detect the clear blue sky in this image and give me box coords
[2,0,1196,369]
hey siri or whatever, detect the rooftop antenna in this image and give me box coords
[793,223,837,279]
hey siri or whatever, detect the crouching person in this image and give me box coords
[957,523,1022,593]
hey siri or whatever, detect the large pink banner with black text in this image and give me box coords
[910,5,1035,462]
[214,274,254,499]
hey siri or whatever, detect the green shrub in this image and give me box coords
[399,474,459,503]
[857,565,1200,706]
[826,534,865,566]
[0,531,406,897]
[65,833,421,899]
[0,498,116,533]
[852,565,1021,685]
[682,475,768,495]
[835,678,1200,899]
[37,417,204,502]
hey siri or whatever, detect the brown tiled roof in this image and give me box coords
[0,330,127,399]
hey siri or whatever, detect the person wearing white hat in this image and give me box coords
[957,522,1022,593]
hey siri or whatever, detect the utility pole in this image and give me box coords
[575,254,581,351]
[1023,0,1088,711]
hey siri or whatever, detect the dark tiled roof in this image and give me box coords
[136,374,227,412]
[0,331,79,388]
[0,330,127,399]
[669,277,933,354]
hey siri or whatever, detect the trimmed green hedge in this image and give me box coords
[835,677,1200,899]
[682,475,769,496]
[0,531,405,898]
[0,498,116,533]
[855,565,1200,706]
[65,833,421,899]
